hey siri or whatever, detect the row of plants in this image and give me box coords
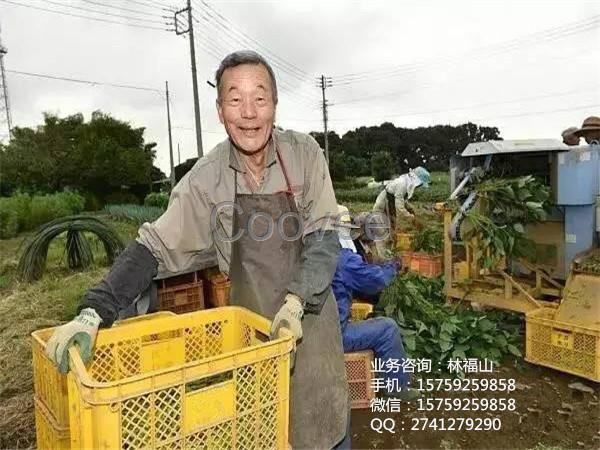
[0,191,85,239]
[104,204,165,226]
[377,273,523,372]
[335,172,451,205]
[144,192,169,209]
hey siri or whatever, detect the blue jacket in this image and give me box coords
[332,249,398,332]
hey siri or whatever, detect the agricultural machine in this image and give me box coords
[442,139,600,381]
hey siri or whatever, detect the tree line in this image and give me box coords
[0,111,165,205]
[310,121,501,180]
[0,112,502,201]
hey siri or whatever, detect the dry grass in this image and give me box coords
[0,215,138,449]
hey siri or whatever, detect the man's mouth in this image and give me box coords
[239,126,261,137]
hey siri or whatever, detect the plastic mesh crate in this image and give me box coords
[409,252,443,278]
[31,312,178,437]
[345,350,375,409]
[526,307,600,382]
[158,271,205,314]
[66,307,293,449]
[206,274,231,308]
[350,302,373,322]
[32,330,70,429]
[35,398,70,450]
[395,232,413,251]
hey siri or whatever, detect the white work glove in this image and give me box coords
[45,308,101,374]
[270,294,303,342]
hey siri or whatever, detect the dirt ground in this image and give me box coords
[351,361,600,450]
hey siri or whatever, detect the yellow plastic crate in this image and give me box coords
[32,330,70,429]
[35,398,70,450]
[350,302,373,321]
[31,311,177,431]
[395,232,413,251]
[453,261,469,282]
[526,307,600,382]
[66,307,293,449]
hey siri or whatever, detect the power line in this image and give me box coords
[477,103,600,122]
[7,69,163,93]
[192,0,312,82]
[1,0,170,31]
[36,0,167,25]
[340,85,598,121]
[127,0,171,12]
[328,99,600,124]
[0,26,12,140]
[332,48,600,107]
[78,0,167,19]
[191,30,318,108]
[331,16,600,85]
[190,12,317,102]
[136,0,172,9]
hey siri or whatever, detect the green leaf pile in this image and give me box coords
[462,176,551,269]
[377,273,523,372]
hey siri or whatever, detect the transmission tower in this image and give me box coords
[0,26,12,142]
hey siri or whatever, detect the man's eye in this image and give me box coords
[229,98,240,104]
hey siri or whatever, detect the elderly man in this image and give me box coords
[561,126,580,146]
[575,116,600,145]
[45,51,348,449]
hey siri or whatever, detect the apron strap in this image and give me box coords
[275,145,294,194]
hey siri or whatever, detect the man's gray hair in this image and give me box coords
[215,50,278,104]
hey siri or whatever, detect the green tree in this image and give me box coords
[371,152,394,181]
[1,111,158,200]
[329,152,347,181]
[309,122,502,177]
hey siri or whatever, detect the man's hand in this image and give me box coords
[270,294,303,342]
[45,308,101,374]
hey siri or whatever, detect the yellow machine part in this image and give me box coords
[555,273,600,328]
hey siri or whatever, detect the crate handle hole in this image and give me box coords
[185,371,233,393]
[255,330,269,343]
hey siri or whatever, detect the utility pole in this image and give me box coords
[0,25,11,141]
[177,142,181,165]
[165,81,176,189]
[174,1,203,158]
[317,75,332,164]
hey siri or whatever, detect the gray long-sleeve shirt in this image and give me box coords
[82,129,341,325]
[137,129,338,275]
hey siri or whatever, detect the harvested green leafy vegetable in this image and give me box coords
[377,273,523,372]
[462,176,551,269]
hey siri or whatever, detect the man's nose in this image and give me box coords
[241,100,257,119]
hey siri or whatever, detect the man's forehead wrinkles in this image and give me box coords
[224,84,268,94]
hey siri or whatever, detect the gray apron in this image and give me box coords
[228,146,349,449]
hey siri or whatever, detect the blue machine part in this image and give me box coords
[564,205,595,270]
[555,148,599,206]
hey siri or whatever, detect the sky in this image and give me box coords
[0,0,599,175]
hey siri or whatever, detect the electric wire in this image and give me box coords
[1,0,169,31]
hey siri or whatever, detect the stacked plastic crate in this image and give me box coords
[345,302,376,409]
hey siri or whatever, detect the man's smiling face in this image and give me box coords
[217,63,276,155]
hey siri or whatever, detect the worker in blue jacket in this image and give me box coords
[334,206,418,400]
